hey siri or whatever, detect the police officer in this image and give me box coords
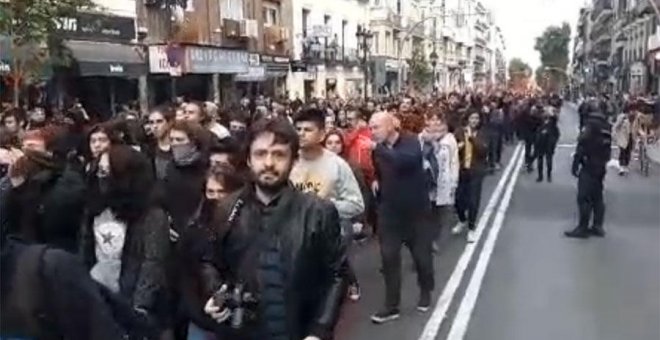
[565,99,612,238]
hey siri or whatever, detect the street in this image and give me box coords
[338,104,660,340]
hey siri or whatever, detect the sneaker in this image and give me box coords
[348,284,361,302]
[371,308,401,324]
[452,222,466,235]
[467,230,477,243]
[417,291,432,312]
[494,162,502,170]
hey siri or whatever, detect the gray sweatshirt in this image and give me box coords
[290,149,365,220]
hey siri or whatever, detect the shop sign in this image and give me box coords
[56,12,136,43]
[109,64,125,74]
[187,47,249,74]
[261,55,290,64]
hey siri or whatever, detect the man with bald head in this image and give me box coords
[369,111,434,324]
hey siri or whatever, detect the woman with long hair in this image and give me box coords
[79,145,170,339]
[183,164,244,340]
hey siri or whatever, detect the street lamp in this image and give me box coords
[429,49,438,91]
[356,24,373,100]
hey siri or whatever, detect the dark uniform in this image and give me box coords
[565,108,612,238]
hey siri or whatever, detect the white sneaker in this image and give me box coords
[452,222,466,235]
[467,230,477,243]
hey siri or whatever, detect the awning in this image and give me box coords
[66,40,146,77]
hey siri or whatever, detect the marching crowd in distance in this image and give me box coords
[0,90,656,340]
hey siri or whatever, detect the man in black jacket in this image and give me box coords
[566,100,612,239]
[201,117,347,340]
[369,112,434,324]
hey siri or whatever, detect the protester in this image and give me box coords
[80,145,170,339]
[369,111,434,324]
[201,117,347,340]
[453,111,488,243]
[290,109,364,302]
[534,107,560,182]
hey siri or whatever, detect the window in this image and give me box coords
[263,1,279,26]
[302,9,310,37]
[385,31,391,55]
[220,0,243,20]
[374,32,380,54]
[342,20,347,58]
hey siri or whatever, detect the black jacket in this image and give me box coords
[200,184,347,340]
[535,116,560,154]
[572,114,612,178]
[80,206,171,328]
[372,133,429,215]
[2,166,86,253]
[455,127,489,174]
[1,238,127,340]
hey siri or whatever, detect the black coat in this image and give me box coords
[535,116,560,154]
[455,127,489,174]
[161,160,207,232]
[201,185,347,340]
[2,166,86,253]
[1,238,127,340]
[79,206,171,328]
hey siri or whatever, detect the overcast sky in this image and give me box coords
[483,0,587,70]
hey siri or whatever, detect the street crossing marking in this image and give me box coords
[446,142,526,340]
[418,143,525,340]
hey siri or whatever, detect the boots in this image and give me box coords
[589,226,606,237]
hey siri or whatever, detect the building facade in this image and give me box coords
[287,0,369,101]
[573,0,658,96]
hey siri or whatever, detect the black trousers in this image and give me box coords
[487,129,503,166]
[536,150,555,179]
[378,210,434,309]
[577,171,605,229]
[619,142,632,167]
[455,169,484,230]
[524,137,535,168]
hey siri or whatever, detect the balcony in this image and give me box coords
[591,0,613,24]
[264,25,290,57]
[635,0,654,16]
[474,36,487,47]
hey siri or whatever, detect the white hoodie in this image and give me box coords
[433,133,460,206]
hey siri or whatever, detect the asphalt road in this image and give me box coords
[338,104,660,340]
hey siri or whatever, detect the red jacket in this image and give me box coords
[344,126,375,185]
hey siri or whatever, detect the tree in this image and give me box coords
[0,0,94,105]
[408,46,433,90]
[508,58,531,92]
[534,22,571,93]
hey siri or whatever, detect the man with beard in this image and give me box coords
[201,117,347,340]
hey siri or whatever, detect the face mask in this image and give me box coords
[171,143,200,166]
[231,130,247,143]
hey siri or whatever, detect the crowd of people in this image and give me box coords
[0,90,627,339]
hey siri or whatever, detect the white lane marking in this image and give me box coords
[417,143,524,340]
[557,143,617,149]
[446,142,526,340]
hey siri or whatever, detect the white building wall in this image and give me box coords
[93,0,137,17]
[288,0,369,100]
